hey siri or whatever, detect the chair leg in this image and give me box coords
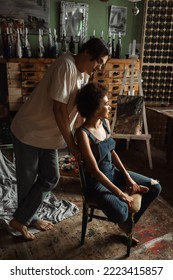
[126,232,132,257]
[88,207,95,221]
[126,213,134,257]
[81,204,88,245]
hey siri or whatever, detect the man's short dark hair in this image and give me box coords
[76,82,108,119]
[79,38,109,60]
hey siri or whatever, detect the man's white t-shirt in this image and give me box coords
[11,53,89,149]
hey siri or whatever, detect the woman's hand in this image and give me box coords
[119,192,134,209]
[125,176,149,195]
[127,183,149,195]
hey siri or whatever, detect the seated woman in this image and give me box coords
[75,82,161,244]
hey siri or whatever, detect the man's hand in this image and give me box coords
[69,144,81,161]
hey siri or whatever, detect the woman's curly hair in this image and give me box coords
[76,82,108,118]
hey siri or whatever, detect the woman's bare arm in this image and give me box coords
[76,128,133,207]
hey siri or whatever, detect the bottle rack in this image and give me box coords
[141,0,173,106]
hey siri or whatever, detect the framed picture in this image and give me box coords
[109,6,127,35]
[60,1,88,42]
[0,0,50,33]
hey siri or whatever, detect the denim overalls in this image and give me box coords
[80,119,161,224]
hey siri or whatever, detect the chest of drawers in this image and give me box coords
[5,58,55,111]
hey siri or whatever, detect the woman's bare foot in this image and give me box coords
[118,221,140,246]
[138,185,149,194]
[31,219,54,231]
[131,236,140,246]
[128,185,149,195]
[9,218,36,240]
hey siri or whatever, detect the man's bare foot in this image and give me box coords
[31,219,54,231]
[9,218,36,240]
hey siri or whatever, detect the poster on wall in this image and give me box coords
[60,1,88,42]
[109,6,127,35]
[0,0,49,33]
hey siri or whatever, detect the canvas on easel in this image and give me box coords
[111,40,153,169]
[114,95,144,135]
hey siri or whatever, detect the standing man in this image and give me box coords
[10,38,109,240]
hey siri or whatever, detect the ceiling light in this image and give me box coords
[127,0,142,16]
[132,3,139,15]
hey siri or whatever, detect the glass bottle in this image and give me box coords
[52,28,59,58]
[161,1,167,7]
[20,28,25,57]
[100,31,103,40]
[168,1,173,8]
[38,28,45,58]
[155,1,161,8]
[9,27,15,58]
[4,27,13,58]
[47,28,53,57]
[148,1,154,7]
[61,34,67,53]
[115,32,122,59]
[69,36,75,54]
[92,30,95,38]
[23,27,32,57]
[111,34,116,58]
[16,28,22,58]
[107,34,112,57]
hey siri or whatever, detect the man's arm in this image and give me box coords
[53,100,80,158]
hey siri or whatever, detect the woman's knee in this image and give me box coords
[150,179,162,196]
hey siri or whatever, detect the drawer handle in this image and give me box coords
[98,71,104,76]
[112,79,119,83]
[113,72,119,76]
[113,86,119,90]
[23,64,33,69]
[98,79,105,83]
[27,73,35,77]
[113,65,119,68]
[23,88,33,94]
[112,93,118,97]
[25,81,36,85]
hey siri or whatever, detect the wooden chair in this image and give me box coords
[78,160,142,257]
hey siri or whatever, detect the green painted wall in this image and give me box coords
[29,0,144,58]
